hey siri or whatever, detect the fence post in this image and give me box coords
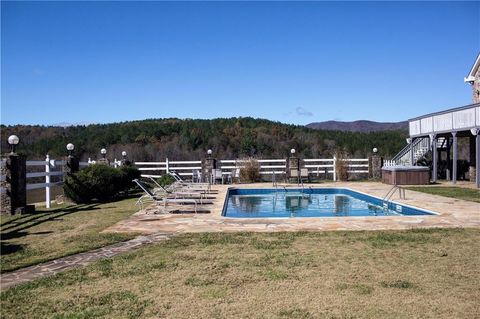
[165,158,169,174]
[333,156,337,181]
[45,154,51,209]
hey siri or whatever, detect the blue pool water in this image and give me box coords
[222,188,435,218]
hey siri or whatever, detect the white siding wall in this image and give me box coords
[453,108,475,130]
[420,117,433,134]
[409,120,421,136]
[433,113,453,131]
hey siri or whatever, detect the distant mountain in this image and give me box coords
[306,120,408,132]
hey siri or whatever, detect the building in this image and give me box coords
[392,53,480,188]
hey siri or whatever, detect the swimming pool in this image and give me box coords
[222,188,435,218]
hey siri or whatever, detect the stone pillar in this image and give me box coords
[368,154,383,180]
[0,160,10,214]
[64,155,79,175]
[288,156,299,179]
[97,157,110,166]
[201,156,216,183]
[469,134,477,183]
[121,155,131,166]
[1,154,27,215]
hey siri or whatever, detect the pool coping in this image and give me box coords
[104,182,479,234]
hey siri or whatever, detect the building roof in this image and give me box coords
[464,53,480,83]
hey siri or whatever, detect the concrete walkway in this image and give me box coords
[0,232,172,291]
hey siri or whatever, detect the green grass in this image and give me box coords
[2,229,479,318]
[0,197,139,273]
[406,186,480,203]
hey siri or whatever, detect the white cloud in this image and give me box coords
[295,106,313,117]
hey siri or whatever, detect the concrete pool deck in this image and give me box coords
[104,182,480,234]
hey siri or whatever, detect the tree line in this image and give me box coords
[1,117,408,161]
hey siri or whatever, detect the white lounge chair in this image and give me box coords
[169,172,211,193]
[133,179,209,214]
[147,177,210,204]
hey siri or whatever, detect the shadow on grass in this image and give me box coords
[0,242,25,256]
[0,204,102,233]
[0,193,142,256]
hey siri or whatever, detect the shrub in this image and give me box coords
[119,165,141,190]
[334,149,349,181]
[64,164,141,203]
[239,158,261,183]
[156,174,176,188]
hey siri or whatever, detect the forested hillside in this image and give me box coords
[1,117,407,161]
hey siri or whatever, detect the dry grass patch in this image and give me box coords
[0,197,139,272]
[1,229,479,318]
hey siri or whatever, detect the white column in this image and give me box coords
[470,128,480,188]
[430,134,437,183]
[45,154,51,209]
[165,157,169,174]
[452,132,457,185]
[474,129,480,188]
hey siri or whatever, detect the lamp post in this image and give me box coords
[66,143,74,156]
[203,149,216,183]
[369,147,382,180]
[101,148,107,159]
[8,135,20,154]
[288,148,299,182]
[3,135,30,214]
[64,143,79,174]
[121,150,130,166]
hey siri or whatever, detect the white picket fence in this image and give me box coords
[26,155,90,208]
[383,160,396,167]
[135,157,370,182]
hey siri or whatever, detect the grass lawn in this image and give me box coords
[406,186,480,203]
[0,197,140,273]
[2,229,479,318]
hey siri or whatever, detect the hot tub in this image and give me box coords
[381,166,430,185]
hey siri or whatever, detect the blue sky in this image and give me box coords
[1,1,479,126]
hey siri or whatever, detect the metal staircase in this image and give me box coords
[389,136,447,166]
